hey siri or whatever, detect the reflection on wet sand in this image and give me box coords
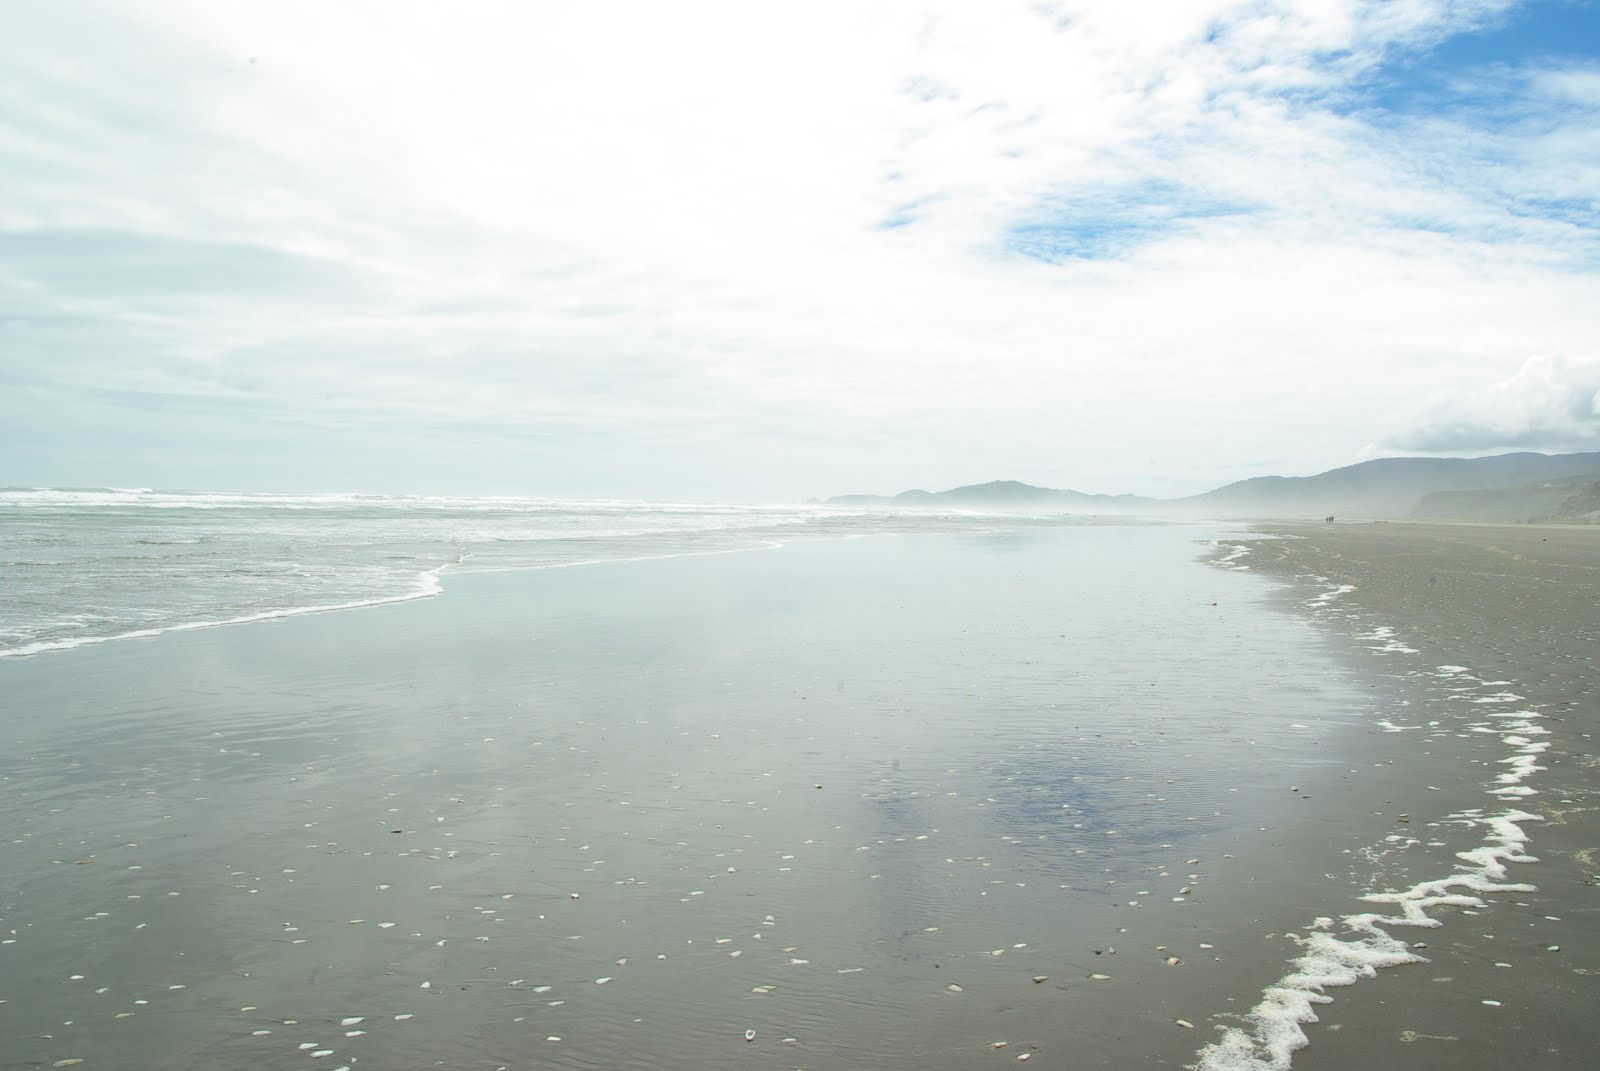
[1,528,1382,1070]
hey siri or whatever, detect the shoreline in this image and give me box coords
[0,509,1159,665]
[1204,521,1600,1070]
[3,521,1591,1069]
[0,537,802,663]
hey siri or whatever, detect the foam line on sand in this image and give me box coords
[1194,537,1554,1071]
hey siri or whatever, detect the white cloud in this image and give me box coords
[2,0,1598,498]
[1387,353,1600,453]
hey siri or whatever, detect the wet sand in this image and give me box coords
[1220,521,1600,1070]
[3,523,1592,1070]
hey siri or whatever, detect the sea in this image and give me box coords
[0,487,1123,661]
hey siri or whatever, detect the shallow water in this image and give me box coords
[0,486,1131,659]
[0,527,1381,1070]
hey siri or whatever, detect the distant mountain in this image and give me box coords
[827,479,1155,513]
[1170,451,1600,519]
[825,451,1600,520]
[1414,475,1600,524]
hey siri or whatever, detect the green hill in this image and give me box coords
[1414,477,1600,524]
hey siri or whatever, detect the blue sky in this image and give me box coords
[2,0,1598,500]
[1391,0,1599,70]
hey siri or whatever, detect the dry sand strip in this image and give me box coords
[1210,521,1600,1071]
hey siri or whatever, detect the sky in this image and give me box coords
[2,0,1599,501]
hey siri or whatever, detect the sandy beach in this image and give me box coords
[8,2,1594,1065]
[1218,521,1600,1070]
[1,521,1595,1070]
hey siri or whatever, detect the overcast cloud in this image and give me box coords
[1388,353,1600,452]
[3,0,1598,500]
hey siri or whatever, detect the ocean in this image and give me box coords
[0,488,1119,660]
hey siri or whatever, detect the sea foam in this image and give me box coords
[1193,561,1550,1071]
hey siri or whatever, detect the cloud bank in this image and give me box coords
[2,0,1598,498]
[1389,354,1600,453]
